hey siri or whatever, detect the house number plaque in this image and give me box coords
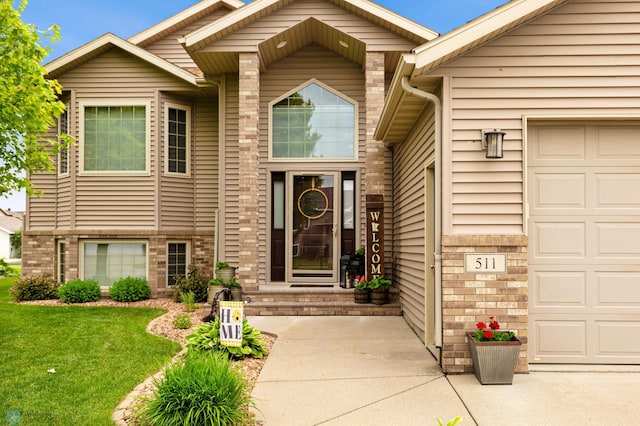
[464,253,507,274]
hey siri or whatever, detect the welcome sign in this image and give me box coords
[219,301,244,347]
[366,194,384,279]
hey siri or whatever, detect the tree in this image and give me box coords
[0,0,70,197]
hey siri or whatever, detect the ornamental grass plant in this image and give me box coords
[135,352,253,426]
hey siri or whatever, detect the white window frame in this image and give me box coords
[166,241,190,287]
[57,240,66,284]
[79,240,149,288]
[58,104,70,177]
[268,78,359,162]
[164,103,191,177]
[79,100,151,176]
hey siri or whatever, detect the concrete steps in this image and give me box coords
[242,287,402,316]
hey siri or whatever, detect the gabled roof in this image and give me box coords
[181,0,438,52]
[0,209,23,234]
[128,0,245,47]
[376,0,571,143]
[45,33,201,86]
[411,0,569,76]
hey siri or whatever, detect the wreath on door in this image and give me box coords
[297,177,329,220]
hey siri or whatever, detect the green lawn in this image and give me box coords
[0,274,181,425]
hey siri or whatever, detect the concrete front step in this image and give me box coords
[242,287,402,316]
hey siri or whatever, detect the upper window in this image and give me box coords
[80,102,149,174]
[58,106,69,176]
[270,81,356,160]
[165,104,190,176]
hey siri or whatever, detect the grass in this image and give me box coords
[0,272,181,425]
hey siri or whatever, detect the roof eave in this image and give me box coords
[374,54,416,143]
[128,0,245,46]
[46,33,200,87]
[413,0,570,75]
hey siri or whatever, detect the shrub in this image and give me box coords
[110,277,151,302]
[136,352,252,426]
[172,314,192,330]
[180,291,196,313]
[0,258,14,276]
[9,275,60,301]
[59,280,101,303]
[174,266,209,303]
[186,318,268,360]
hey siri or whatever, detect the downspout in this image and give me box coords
[401,76,443,349]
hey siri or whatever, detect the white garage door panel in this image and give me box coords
[528,123,640,364]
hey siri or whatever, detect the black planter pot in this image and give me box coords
[370,288,389,305]
[354,288,370,304]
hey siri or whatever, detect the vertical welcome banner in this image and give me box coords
[366,194,384,280]
[219,301,244,347]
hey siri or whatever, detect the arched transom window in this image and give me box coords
[271,82,356,160]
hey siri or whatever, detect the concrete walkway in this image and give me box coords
[249,316,640,426]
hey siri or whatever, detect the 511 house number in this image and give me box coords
[464,253,507,274]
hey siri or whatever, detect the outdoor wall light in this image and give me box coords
[482,129,506,159]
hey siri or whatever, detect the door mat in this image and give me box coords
[290,284,334,288]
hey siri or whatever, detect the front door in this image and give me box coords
[289,173,338,282]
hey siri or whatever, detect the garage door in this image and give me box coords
[528,123,640,364]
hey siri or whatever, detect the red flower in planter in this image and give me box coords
[472,317,515,342]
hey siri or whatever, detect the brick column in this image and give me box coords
[440,235,529,374]
[237,53,260,290]
[365,52,386,194]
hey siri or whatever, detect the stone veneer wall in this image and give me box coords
[22,231,215,298]
[440,235,529,374]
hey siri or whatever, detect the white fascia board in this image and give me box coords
[128,0,245,45]
[46,33,199,86]
[413,0,567,74]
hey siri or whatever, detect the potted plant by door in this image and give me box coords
[207,277,225,304]
[225,278,242,301]
[354,276,370,304]
[215,261,236,284]
[368,277,392,305]
[467,317,522,385]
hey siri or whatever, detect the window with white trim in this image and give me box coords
[82,241,147,287]
[167,242,189,286]
[80,102,149,174]
[270,81,357,160]
[58,106,69,176]
[165,105,190,175]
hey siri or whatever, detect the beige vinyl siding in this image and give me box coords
[194,97,219,229]
[27,126,59,230]
[392,107,435,342]
[203,0,416,53]
[259,44,367,283]
[424,0,640,235]
[56,177,72,228]
[143,10,230,70]
[221,74,240,265]
[56,48,198,229]
[160,96,195,229]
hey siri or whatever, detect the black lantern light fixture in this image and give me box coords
[482,129,506,159]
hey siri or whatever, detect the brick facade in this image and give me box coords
[440,235,529,374]
[365,51,386,195]
[22,230,215,298]
[237,52,260,291]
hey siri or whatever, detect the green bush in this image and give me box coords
[172,314,192,330]
[59,279,101,303]
[9,275,60,301]
[136,352,252,426]
[110,277,151,302]
[174,266,209,303]
[186,318,269,360]
[0,259,14,276]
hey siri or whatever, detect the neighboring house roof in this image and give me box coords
[0,209,23,234]
[128,0,245,47]
[376,0,571,143]
[45,33,203,85]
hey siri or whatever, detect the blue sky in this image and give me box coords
[1,0,507,211]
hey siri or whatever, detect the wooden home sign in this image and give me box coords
[366,194,384,279]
